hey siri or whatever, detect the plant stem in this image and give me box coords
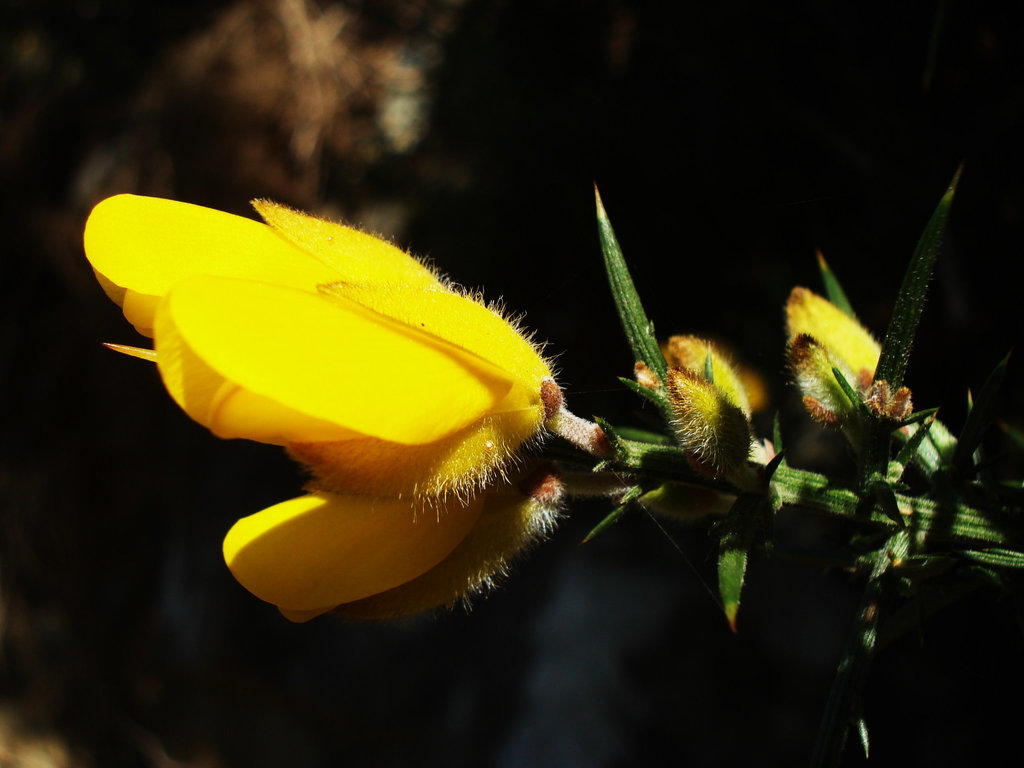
[771,464,1020,547]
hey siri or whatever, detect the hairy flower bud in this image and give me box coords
[666,367,753,478]
[665,335,756,417]
[785,287,913,426]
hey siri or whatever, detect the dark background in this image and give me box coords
[2,0,1024,765]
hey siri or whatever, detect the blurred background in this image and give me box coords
[3,0,1024,765]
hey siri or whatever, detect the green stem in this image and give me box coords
[772,464,1019,547]
[546,436,1023,549]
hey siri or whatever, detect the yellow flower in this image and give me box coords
[223,471,562,622]
[85,194,553,499]
[84,194,560,619]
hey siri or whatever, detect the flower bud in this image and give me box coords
[785,287,879,390]
[785,287,913,425]
[665,335,756,417]
[666,367,753,478]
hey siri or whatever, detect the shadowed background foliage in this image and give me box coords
[2,0,1024,765]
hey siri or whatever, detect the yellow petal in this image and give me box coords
[321,284,551,396]
[84,195,343,336]
[223,492,485,613]
[337,487,557,619]
[252,200,438,288]
[154,276,518,445]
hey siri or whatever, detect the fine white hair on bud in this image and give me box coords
[665,367,753,479]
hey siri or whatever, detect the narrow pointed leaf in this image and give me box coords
[874,166,962,391]
[870,480,905,529]
[764,449,786,485]
[595,187,669,388]
[581,506,626,544]
[762,452,785,556]
[581,485,644,544]
[890,412,938,482]
[953,352,1010,472]
[897,407,939,429]
[832,365,871,418]
[897,414,956,475]
[856,717,870,759]
[816,249,856,318]
[716,494,763,632]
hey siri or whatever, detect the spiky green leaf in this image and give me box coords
[816,249,856,318]
[595,187,669,391]
[716,494,764,632]
[890,413,938,482]
[581,485,644,544]
[832,365,871,418]
[617,376,673,414]
[856,717,870,759]
[874,166,962,391]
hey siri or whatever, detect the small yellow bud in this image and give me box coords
[665,367,753,478]
[785,287,879,390]
[785,288,914,426]
[665,335,754,416]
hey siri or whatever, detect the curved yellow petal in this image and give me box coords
[154,276,518,445]
[155,315,358,444]
[84,195,344,336]
[321,284,551,395]
[223,492,485,612]
[252,200,438,288]
[336,487,558,619]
